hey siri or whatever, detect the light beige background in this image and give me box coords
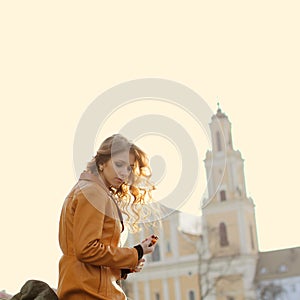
[1,0,299,294]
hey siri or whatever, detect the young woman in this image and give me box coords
[57,134,158,300]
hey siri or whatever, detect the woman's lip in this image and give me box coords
[115,178,123,183]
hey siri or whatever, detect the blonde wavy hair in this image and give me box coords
[86,134,155,232]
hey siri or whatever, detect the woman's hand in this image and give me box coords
[133,258,145,273]
[140,235,158,255]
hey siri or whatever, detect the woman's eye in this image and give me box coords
[115,162,132,172]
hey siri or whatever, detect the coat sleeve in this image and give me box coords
[72,186,139,269]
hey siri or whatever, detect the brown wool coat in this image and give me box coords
[57,172,138,300]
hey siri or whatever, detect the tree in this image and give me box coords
[258,283,287,300]
[179,225,240,300]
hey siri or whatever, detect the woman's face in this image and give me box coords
[101,151,135,188]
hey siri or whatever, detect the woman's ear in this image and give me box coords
[99,161,108,171]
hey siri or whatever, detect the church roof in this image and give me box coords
[255,247,300,281]
[211,104,228,120]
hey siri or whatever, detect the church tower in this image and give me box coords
[201,106,259,300]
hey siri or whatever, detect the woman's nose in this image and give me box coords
[119,167,130,179]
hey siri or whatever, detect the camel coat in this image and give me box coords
[57,172,139,300]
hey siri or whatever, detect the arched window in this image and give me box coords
[249,225,255,250]
[216,131,222,151]
[220,190,226,201]
[219,222,229,246]
[151,244,161,262]
[166,240,171,253]
[228,133,233,148]
[155,292,160,300]
[188,290,195,300]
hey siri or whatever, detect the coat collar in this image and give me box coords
[79,171,124,232]
[79,171,105,187]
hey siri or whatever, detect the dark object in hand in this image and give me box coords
[148,235,159,247]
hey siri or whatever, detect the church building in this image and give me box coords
[124,108,300,300]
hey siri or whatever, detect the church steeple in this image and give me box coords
[201,107,259,299]
[204,105,247,204]
[210,104,233,154]
[203,106,258,255]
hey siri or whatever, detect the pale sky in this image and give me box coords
[1,0,300,295]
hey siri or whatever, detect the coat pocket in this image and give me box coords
[98,266,108,296]
[79,263,104,295]
[97,266,102,293]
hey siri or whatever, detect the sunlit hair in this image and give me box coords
[86,134,156,232]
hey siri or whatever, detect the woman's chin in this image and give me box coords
[111,182,123,189]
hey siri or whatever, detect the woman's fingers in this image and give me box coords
[139,234,159,255]
[133,259,145,272]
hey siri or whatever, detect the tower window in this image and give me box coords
[228,133,233,148]
[249,225,255,250]
[220,190,226,201]
[155,292,160,300]
[219,222,229,247]
[216,131,222,151]
[188,290,195,300]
